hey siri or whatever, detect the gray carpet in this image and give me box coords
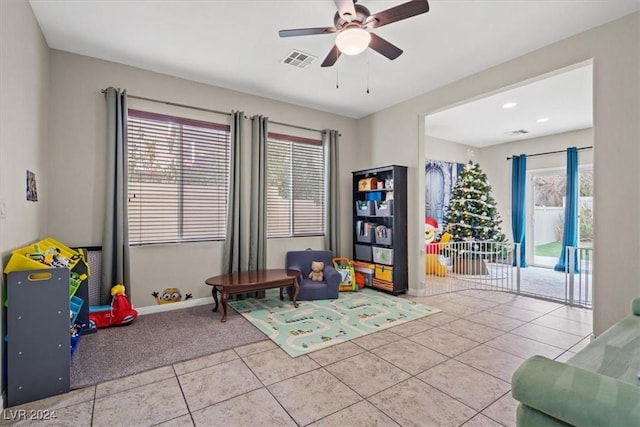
[70,302,268,388]
[519,265,592,305]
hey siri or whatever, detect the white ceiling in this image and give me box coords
[425,64,594,147]
[29,0,639,120]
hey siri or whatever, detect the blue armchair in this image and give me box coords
[285,250,341,301]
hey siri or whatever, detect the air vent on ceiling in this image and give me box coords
[282,50,317,69]
[506,129,530,136]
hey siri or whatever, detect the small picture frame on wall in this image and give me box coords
[26,170,38,202]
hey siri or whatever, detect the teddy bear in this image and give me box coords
[308,261,324,282]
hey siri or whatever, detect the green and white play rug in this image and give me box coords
[228,288,441,357]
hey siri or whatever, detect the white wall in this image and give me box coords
[47,50,358,308]
[0,0,51,408]
[359,12,639,335]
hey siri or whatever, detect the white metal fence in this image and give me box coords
[425,241,593,308]
[563,246,592,308]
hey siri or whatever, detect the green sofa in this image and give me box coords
[511,298,640,427]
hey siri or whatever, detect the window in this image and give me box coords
[267,132,325,238]
[127,109,230,245]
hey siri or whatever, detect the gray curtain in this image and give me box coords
[323,129,340,254]
[249,115,268,272]
[102,87,130,304]
[223,111,245,274]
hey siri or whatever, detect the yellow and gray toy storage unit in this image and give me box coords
[3,237,90,406]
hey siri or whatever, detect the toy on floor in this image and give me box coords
[89,284,138,329]
[425,217,450,277]
[333,257,358,291]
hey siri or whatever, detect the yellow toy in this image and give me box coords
[425,218,450,277]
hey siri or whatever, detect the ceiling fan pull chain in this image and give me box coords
[366,50,370,94]
[336,62,340,89]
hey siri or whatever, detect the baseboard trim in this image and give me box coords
[409,285,427,297]
[136,296,212,316]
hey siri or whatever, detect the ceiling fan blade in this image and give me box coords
[369,33,403,60]
[320,45,341,67]
[278,27,337,38]
[334,0,357,22]
[367,0,430,28]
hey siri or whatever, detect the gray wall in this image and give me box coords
[46,50,359,307]
[0,0,52,409]
[0,0,50,259]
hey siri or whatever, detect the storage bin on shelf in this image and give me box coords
[374,225,392,245]
[373,246,394,265]
[70,295,84,325]
[375,264,394,282]
[355,200,375,216]
[354,244,372,262]
[4,237,86,273]
[356,221,377,243]
[365,191,382,202]
[3,237,90,302]
[69,271,87,299]
[375,200,393,216]
[352,261,375,288]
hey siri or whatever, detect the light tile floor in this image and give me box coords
[1,289,593,427]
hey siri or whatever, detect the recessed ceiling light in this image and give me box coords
[537,117,550,123]
[502,102,517,109]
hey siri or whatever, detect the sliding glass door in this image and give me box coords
[529,168,593,267]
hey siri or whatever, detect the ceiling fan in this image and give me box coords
[278,0,430,67]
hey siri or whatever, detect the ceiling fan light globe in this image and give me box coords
[335,28,371,55]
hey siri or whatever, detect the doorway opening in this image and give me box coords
[422,61,594,307]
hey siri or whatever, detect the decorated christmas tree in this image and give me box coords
[443,161,507,244]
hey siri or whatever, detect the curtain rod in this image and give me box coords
[267,119,342,137]
[268,119,324,135]
[101,89,341,136]
[506,146,592,160]
[100,89,232,117]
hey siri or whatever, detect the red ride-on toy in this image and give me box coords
[89,284,138,329]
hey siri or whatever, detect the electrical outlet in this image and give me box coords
[0,199,6,219]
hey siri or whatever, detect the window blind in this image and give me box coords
[266,133,325,238]
[127,109,230,245]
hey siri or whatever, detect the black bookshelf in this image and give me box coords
[352,165,407,295]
